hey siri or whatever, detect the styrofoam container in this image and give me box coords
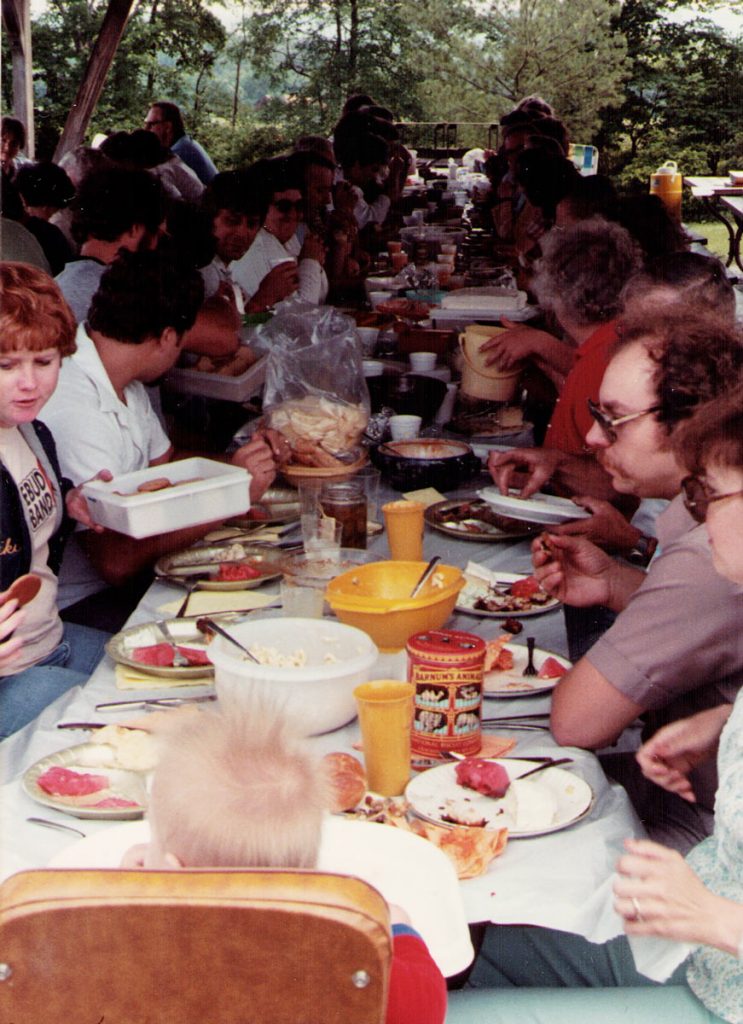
[163,354,266,402]
[210,618,379,734]
[81,458,251,539]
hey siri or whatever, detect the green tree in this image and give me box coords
[16,0,226,148]
[409,0,629,140]
[596,0,743,189]
[243,0,426,134]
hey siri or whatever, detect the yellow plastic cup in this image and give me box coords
[354,680,415,795]
[382,499,425,560]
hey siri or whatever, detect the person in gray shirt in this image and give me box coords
[533,304,743,852]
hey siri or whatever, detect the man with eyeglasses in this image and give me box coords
[532,307,743,851]
[144,102,217,185]
[231,156,327,309]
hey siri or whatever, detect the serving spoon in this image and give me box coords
[409,555,441,598]
[195,616,260,663]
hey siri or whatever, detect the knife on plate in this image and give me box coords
[95,695,217,711]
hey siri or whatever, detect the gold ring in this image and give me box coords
[631,896,644,921]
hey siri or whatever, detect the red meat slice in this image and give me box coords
[93,796,141,809]
[509,576,541,598]
[537,657,568,679]
[455,758,511,798]
[37,765,109,797]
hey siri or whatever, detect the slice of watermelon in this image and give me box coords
[179,646,210,666]
[93,796,141,809]
[509,575,541,598]
[37,765,109,796]
[132,642,175,667]
[537,656,568,679]
[455,758,511,798]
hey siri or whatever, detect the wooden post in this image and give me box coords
[1,0,35,157]
[53,0,136,162]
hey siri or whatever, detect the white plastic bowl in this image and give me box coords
[209,618,378,735]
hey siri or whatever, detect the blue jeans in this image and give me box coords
[0,622,109,739]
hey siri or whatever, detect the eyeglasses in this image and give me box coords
[271,199,304,214]
[587,398,662,444]
[681,475,743,523]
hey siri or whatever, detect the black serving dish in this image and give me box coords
[365,372,448,425]
[370,439,481,492]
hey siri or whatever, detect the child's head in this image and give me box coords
[145,699,328,870]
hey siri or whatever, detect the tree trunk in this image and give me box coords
[348,0,358,76]
[1,0,35,156]
[232,52,242,127]
[145,0,160,97]
[54,0,135,161]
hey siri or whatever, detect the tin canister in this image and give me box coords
[407,629,485,757]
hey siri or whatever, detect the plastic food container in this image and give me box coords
[81,458,250,539]
[325,561,464,652]
[163,354,266,402]
[209,618,379,734]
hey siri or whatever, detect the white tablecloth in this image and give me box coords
[0,479,643,945]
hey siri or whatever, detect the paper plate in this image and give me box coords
[457,572,560,619]
[406,759,593,838]
[484,644,571,698]
[477,487,591,525]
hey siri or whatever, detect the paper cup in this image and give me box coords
[389,414,422,441]
[354,680,414,795]
[409,352,437,372]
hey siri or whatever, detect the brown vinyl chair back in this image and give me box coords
[0,867,392,1024]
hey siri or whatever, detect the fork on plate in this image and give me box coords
[156,620,189,667]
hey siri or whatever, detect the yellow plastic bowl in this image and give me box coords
[325,561,464,652]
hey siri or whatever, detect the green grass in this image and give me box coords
[683,220,730,260]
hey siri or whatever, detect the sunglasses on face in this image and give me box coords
[681,475,743,523]
[271,199,304,214]
[587,398,662,444]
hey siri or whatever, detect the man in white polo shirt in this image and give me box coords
[42,250,284,630]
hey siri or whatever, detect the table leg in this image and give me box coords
[701,196,738,267]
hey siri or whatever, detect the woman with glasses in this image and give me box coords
[450,388,743,1024]
[231,156,327,310]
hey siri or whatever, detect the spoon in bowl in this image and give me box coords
[409,555,441,598]
[195,616,260,663]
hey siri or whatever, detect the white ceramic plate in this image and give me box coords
[48,815,474,977]
[106,618,213,679]
[23,744,148,820]
[457,572,560,619]
[484,643,571,698]
[477,487,591,525]
[405,759,593,838]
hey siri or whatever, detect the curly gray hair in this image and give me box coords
[532,217,643,327]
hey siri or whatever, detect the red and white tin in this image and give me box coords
[406,629,485,757]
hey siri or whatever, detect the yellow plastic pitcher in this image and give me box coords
[649,160,682,222]
[458,324,522,401]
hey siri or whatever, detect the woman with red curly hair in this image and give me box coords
[0,261,108,737]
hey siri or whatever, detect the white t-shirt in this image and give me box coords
[0,427,63,672]
[41,325,171,607]
[230,227,327,307]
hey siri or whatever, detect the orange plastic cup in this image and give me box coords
[383,500,425,560]
[354,680,414,795]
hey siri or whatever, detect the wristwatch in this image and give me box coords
[626,533,658,568]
